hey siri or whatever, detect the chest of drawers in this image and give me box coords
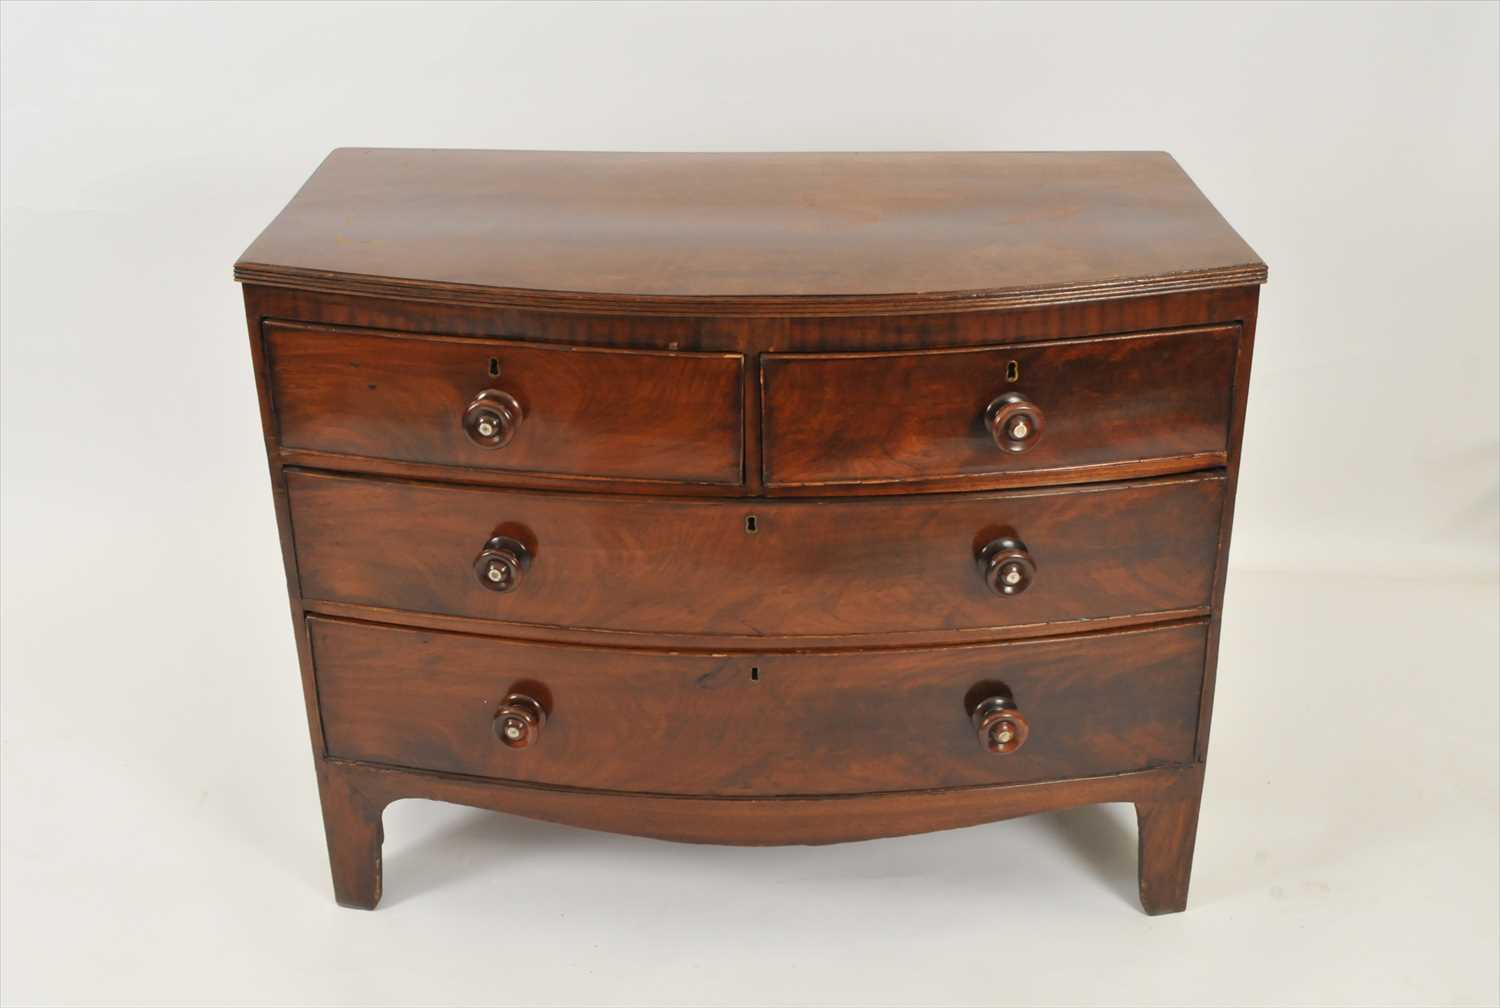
[236,149,1265,914]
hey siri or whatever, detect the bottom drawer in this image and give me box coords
[309,616,1207,796]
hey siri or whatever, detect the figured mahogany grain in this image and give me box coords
[265,322,743,485]
[236,151,1265,916]
[309,616,1206,796]
[286,470,1225,638]
[235,150,1264,316]
[762,325,1237,490]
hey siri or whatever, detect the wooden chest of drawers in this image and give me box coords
[236,149,1265,914]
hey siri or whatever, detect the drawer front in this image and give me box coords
[309,616,1207,795]
[288,470,1223,638]
[761,325,1238,489]
[265,323,744,484]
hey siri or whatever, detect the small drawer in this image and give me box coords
[287,469,1224,638]
[760,325,1239,490]
[309,616,1207,796]
[265,322,744,485]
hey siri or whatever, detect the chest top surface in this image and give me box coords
[235,149,1265,316]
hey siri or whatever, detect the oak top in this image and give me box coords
[236,149,1265,317]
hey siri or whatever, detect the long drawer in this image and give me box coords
[287,470,1224,638]
[310,616,1207,796]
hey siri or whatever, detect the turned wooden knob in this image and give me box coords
[494,693,546,748]
[985,392,1044,452]
[474,535,531,592]
[972,695,1029,754]
[978,537,1035,596]
[463,389,523,448]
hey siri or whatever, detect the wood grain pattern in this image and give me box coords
[298,598,1213,652]
[762,325,1238,490]
[286,470,1225,638]
[315,762,386,910]
[249,285,1259,499]
[309,616,1207,796]
[265,322,743,485]
[1196,287,1260,763]
[316,758,1203,910]
[249,282,1260,354]
[235,150,1264,317]
[1135,786,1205,915]
[236,151,1262,915]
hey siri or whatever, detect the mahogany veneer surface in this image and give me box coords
[761,325,1238,489]
[267,322,744,484]
[287,470,1224,637]
[237,148,1264,914]
[237,149,1265,315]
[311,617,1208,795]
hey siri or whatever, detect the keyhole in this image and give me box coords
[1006,360,1020,383]
[745,515,758,534]
[489,357,500,377]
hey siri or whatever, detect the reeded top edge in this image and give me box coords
[235,148,1266,317]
